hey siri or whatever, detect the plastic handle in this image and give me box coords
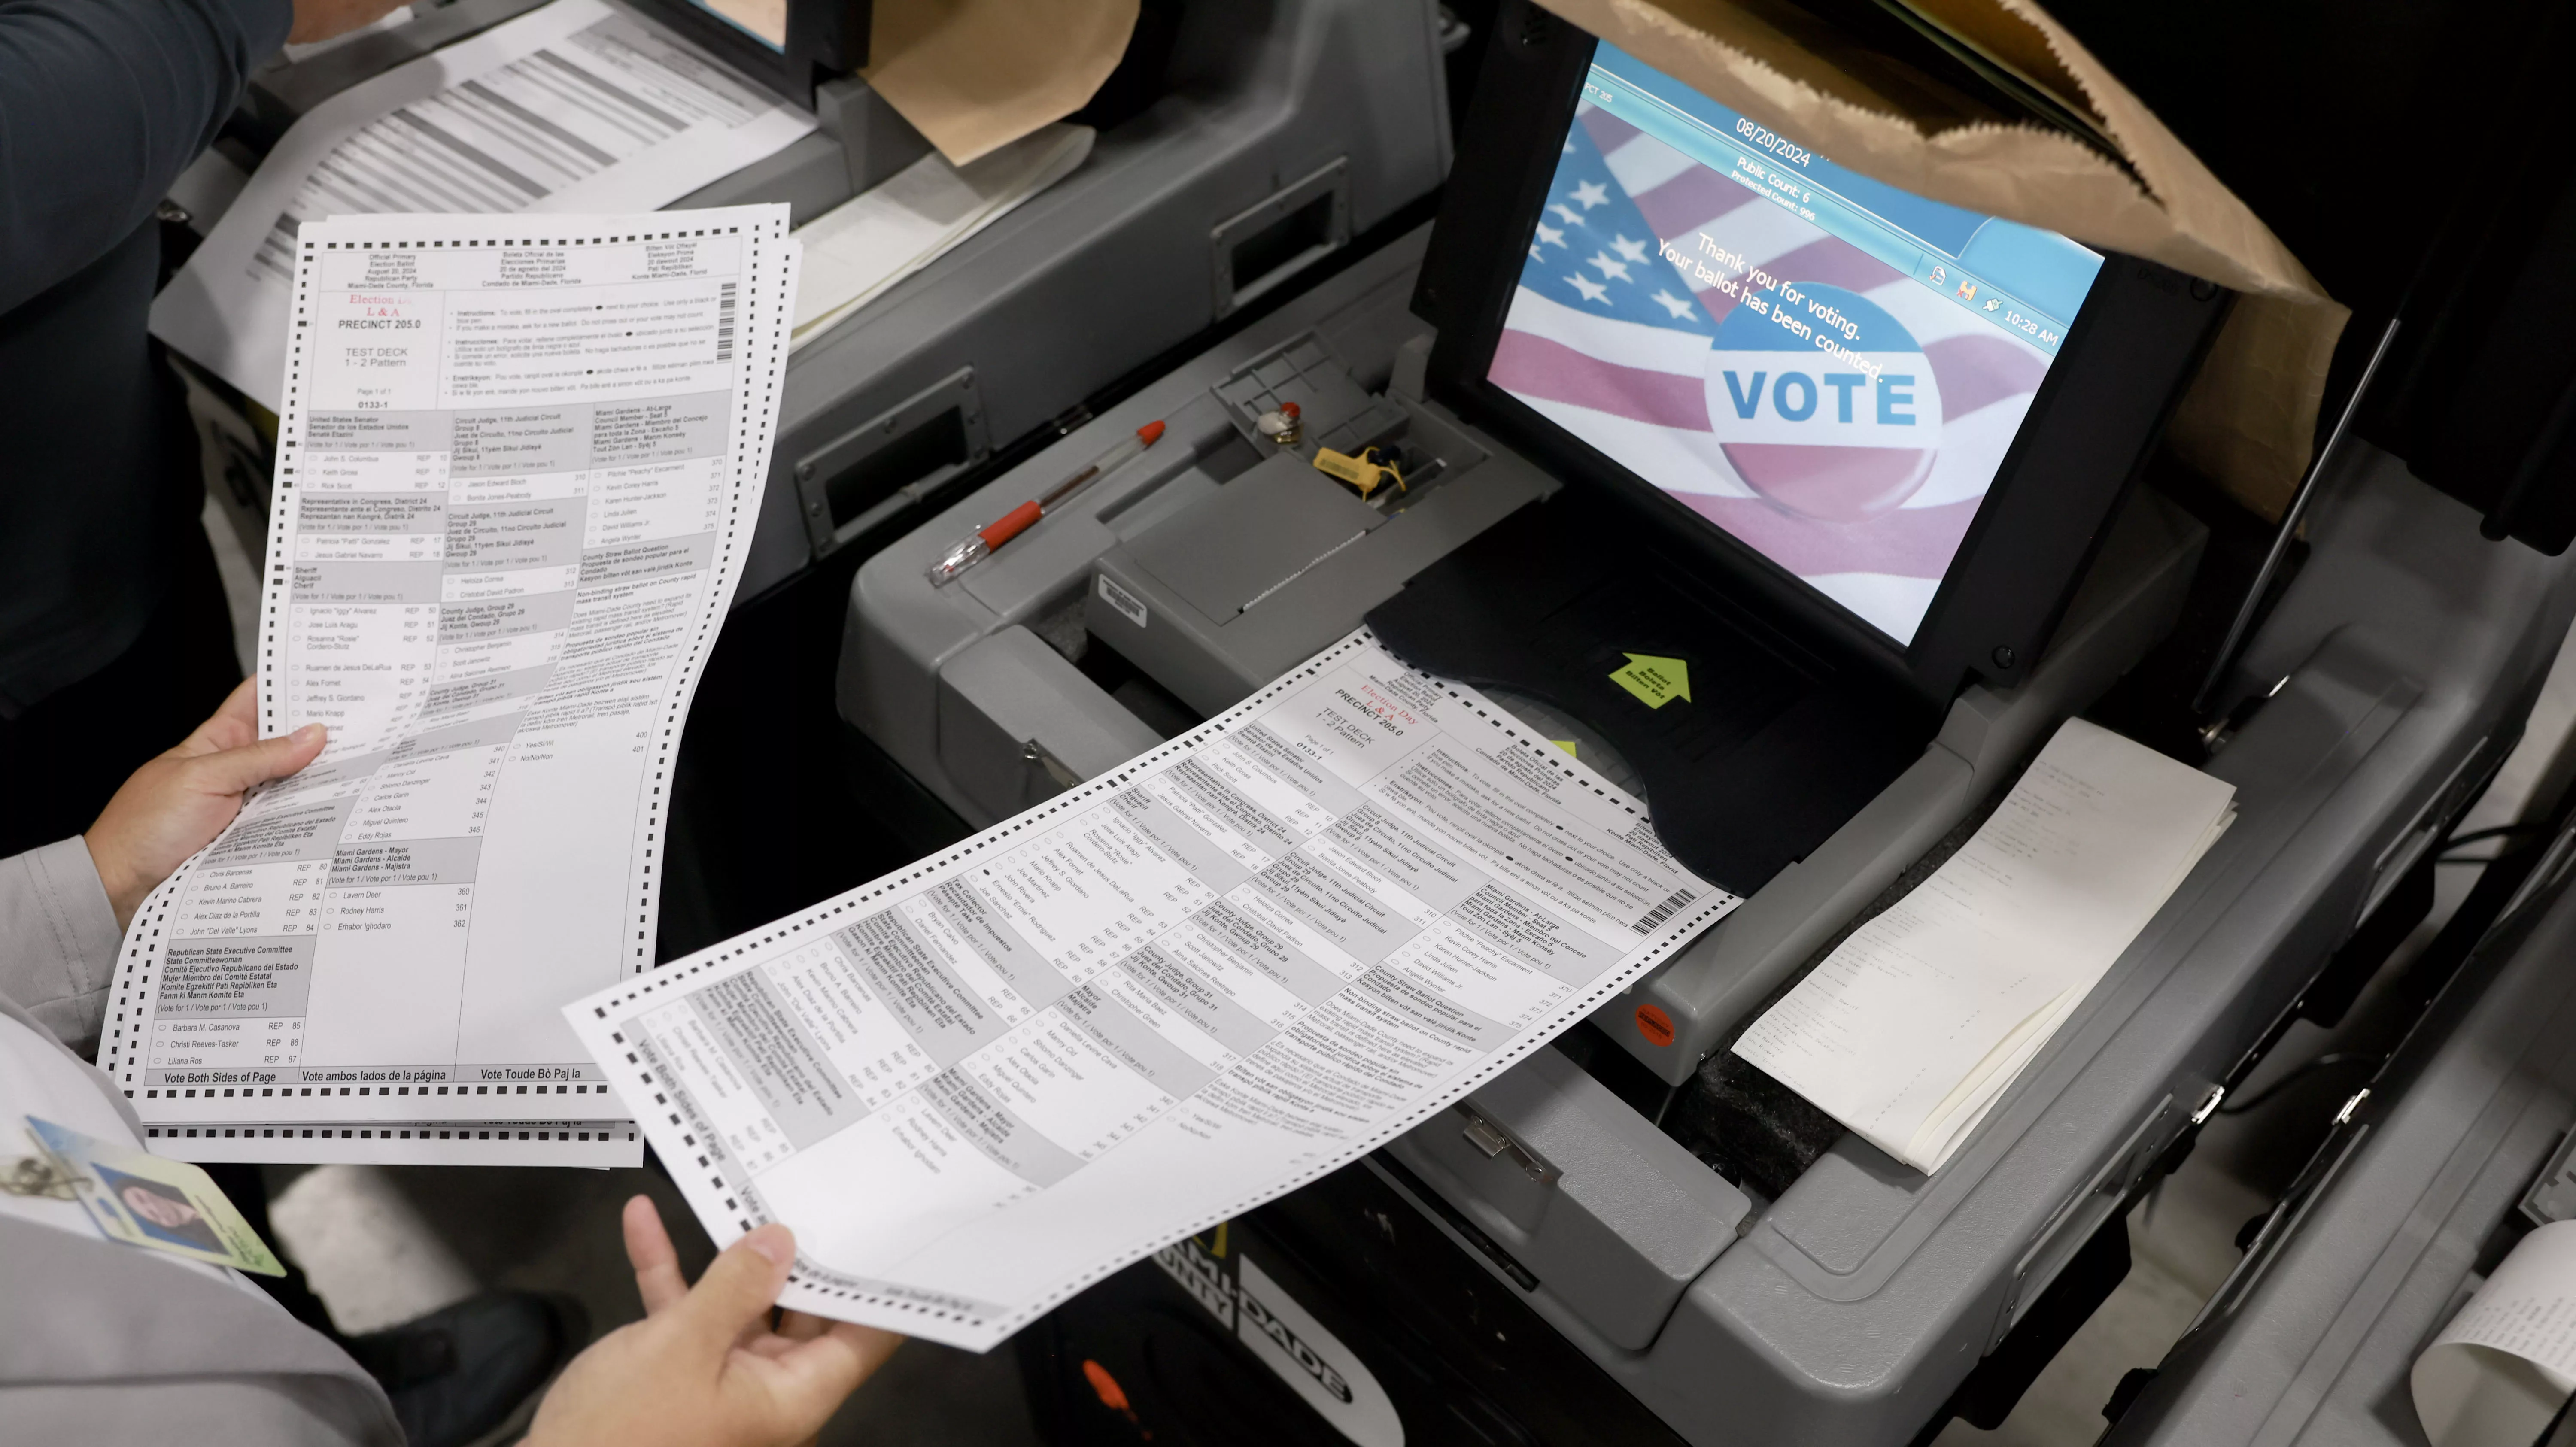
[979,501,1044,549]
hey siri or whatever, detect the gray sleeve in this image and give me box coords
[0,838,127,1056]
[0,1218,403,1447]
[3,1375,400,1447]
[0,0,293,313]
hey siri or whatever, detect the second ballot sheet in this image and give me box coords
[101,206,799,1166]
[565,630,1740,1348]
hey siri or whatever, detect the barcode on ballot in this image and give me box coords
[714,282,737,361]
[1631,888,1694,935]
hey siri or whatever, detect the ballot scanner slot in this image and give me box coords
[1368,488,1941,896]
[1092,432,1264,529]
[793,367,992,558]
[1070,634,1206,742]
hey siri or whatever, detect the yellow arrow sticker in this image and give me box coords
[1550,739,1579,758]
[1609,653,1691,709]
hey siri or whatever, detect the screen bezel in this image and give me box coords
[1413,3,2228,707]
[626,0,794,98]
[624,0,874,108]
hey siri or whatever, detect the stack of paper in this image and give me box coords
[788,123,1094,351]
[100,206,800,1167]
[1733,719,2236,1174]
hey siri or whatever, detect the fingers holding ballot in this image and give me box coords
[527,1197,905,1447]
[82,677,325,929]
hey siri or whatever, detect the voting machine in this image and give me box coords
[2100,811,2576,1447]
[843,18,2223,1071]
[170,0,1455,609]
[841,4,2576,1443]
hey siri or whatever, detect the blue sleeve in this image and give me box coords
[0,0,293,313]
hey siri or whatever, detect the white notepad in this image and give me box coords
[1732,718,2236,1174]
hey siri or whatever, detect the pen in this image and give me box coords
[927,419,1169,587]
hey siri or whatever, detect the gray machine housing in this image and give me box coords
[840,224,2206,1086]
[822,228,2576,1444]
[173,0,1454,607]
[841,229,2576,1441]
[1366,442,2576,1445]
[2104,820,2576,1447]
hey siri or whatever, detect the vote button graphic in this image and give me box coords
[1704,284,1943,522]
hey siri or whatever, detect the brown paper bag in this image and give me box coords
[1534,0,2350,519]
[861,0,1139,167]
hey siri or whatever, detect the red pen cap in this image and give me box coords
[1137,420,1167,445]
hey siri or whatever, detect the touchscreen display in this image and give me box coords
[1488,44,2104,645]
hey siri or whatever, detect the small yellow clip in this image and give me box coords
[1313,446,1406,500]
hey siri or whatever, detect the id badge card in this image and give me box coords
[24,1117,286,1276]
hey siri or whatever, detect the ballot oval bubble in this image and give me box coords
[1704,284,1942,523]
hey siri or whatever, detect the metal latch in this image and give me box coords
[2522,1125,2576,1226]
[1458,1103,1559,1185]
[2199,674,2288,756]
[1021,738,1083,790]
[2191,1085,2227,1125]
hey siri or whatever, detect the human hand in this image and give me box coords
[84,679,325,930]
[525,1197,903,1447]
[289,0,413,46]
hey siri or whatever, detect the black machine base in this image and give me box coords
[1018,1158,1691,1447]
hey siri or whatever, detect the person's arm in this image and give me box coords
[0,0,409,314]
[0,837,128,1056]
[0,679,322,1053]
[0,0,287,313]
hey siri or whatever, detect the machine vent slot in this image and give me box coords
[1209,159,1350,317]
[826,405,968,529]
[1230,193,1336,303]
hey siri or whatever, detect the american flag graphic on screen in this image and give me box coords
[1489,102,2057,645]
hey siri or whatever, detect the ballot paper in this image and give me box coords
[563,629,1738,1349]
[151,0,816,412]
[100,206,801,1168]
[1734,719,2237,1174]
[2415,1218,2576,1447]
[790,123,1094,351]
[281,2,416,65]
